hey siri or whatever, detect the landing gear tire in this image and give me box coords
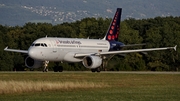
[91,67,101,73]
[43,68,48,72]
[96,67,101,72]
[59,66,63,72]
[91,69,96,72]
[53,66,63,72]
[30,68,34,71]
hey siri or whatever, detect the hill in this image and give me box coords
[0,0,179,26]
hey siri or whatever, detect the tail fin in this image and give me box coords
[103,8,122,41]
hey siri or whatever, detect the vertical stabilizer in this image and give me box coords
[103,8,122,41]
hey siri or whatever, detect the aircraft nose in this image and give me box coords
[28,48,36,59]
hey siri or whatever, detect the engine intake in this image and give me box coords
[25,56,43,68]
[82,56,102,69]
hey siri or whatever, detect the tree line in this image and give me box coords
[0,16,180,71]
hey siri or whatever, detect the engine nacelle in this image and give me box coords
[82,56,102,69]
[25,56,43,68]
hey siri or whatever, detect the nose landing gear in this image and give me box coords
[43,61,49,72]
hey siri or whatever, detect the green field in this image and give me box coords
[0,72,180,101]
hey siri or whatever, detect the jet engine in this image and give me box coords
[82,56,102,69]
[25,56,43,68]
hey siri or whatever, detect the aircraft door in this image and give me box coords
[50,40,57,53]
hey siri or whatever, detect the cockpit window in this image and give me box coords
[35,43,41,46]
[31,43,35,46]
[41,43,44,47]
[44,43,47,47]
[32,43,48,47]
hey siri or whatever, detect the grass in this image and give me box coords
[0,80,106,94]
[0,72,179,101]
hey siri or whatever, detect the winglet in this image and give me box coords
[174,45,177,51]
[4,46,8,50]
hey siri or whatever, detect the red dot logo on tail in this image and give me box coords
[104,8,122,41]
[108,35,111,40]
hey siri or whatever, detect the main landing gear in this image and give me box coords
[53,62,63,72]
[91,67,101,72]
[53,66,63,72]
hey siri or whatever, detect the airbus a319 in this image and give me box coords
[4,8,177,72]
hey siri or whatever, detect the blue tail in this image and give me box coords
[103,8,122,41]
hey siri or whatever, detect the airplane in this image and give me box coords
[4,8,177,72]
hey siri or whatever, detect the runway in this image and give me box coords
[0,71,180,74]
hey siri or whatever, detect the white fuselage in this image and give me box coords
[28,37,110,62]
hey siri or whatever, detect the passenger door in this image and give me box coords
[50,40,57,53]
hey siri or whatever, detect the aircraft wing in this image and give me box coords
[74,45,177,57]
[4,46,28,53]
